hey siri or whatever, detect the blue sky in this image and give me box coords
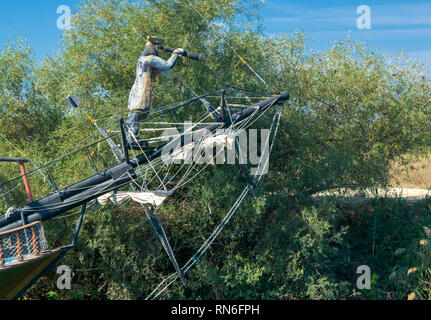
[0,0,430,70]
[260,0,431,69]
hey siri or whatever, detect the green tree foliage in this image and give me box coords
[0,40,61,146]
[1,0,431,300]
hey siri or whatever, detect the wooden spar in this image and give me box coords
[18,161,33,203]
[0,158,33,203]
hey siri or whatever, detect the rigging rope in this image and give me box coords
[0,133,55,192]
[145,108,282,299]
[180,0,276,93]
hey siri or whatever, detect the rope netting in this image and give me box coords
[0,221,48,267]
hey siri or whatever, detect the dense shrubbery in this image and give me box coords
[1,0,431,300]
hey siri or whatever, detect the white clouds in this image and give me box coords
[265,2,431,29]
[261,1,431,69]
[371,2,431,26]
[268,17,352,23]
[373,16,431,26]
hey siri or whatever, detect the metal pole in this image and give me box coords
[72,203,87,246]
[120,118,130,164]
[143,203,187,286]
[0,158,29,163]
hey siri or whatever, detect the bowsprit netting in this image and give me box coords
[0,221,48,267]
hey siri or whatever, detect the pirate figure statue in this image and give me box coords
[126,36,184,149]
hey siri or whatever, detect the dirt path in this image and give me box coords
[314,187,430,203]
[316,154,431,203]
[390,154,431,189]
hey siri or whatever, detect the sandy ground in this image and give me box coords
[315,154,431,202]
[315,187,430,202]
[390,154,431,189]
[387,154,431,199]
